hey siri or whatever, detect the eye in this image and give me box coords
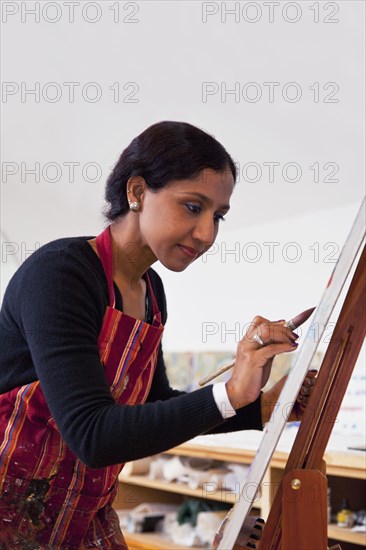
[185,203,201,214]
[214,213,226,223]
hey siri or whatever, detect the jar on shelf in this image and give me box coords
[336,497,355,528]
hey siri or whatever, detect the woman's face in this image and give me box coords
[139,168,235,272]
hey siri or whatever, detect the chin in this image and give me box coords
[160,259,193,273]
[164,264,190,273]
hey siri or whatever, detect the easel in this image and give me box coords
[217,244,365,550]
[216,200,365,550]
[257,244,366,550]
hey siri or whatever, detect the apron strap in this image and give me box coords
[144,271,160,317]
[95,226,161,317]
[96,226,115,308]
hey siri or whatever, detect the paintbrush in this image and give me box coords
[198,307,315,386]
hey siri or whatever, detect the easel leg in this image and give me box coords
[282,469,328,550]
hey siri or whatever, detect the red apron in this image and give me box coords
[0,226,164,549]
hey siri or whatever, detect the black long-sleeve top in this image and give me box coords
[0,236,263,468]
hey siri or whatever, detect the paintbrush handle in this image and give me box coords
[198,360,235,386]
[198,307,316,386]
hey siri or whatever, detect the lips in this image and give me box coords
[177,244,200,259]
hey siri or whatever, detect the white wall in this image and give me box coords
[1,1,365,351]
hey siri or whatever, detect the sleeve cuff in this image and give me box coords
[212,382,237,419]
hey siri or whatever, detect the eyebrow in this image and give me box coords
[178,192,230,211]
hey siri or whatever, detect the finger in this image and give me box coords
[251,315,271,327]
[252,323,299,345]
[256,341,298,361]
[299,401,308,412]
[297,376,317,406]
[275,321,300,341]
[245,317,271,345]
[297,393,311,404]
[303,377,316,388]
[273,319,300,341]
[299,378,316,402]
[307,369,318,378]
[303,370,318,388]
[304,377,316,388]
[275,324,299,342]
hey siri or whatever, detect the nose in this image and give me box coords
[192,214,217,250]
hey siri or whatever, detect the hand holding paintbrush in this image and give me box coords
[199,307,315,387]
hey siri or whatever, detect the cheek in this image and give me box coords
[141,208,175,234]
[142,196,181,233]
[139,208,176,250]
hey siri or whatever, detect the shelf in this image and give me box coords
[119,473,243,505]
[328,524,366,546]
[323,451,366,480]
[123,524,366,549]
[124,531,202,550]
[164,443,366,481]
[164,442,258,463]
[117,442,366,549]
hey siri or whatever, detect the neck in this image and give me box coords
[109,215,156,288]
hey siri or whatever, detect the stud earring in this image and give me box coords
[129,201,140,212]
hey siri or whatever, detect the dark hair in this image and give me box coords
[104,121,236,220]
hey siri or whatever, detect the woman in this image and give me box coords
[0,121,315,549]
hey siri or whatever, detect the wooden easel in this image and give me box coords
[216,200,365,550]
[214,225,365,550]
[258,244,366,549]
[239,245,366,550]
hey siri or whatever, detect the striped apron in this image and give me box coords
[0,226,164,549]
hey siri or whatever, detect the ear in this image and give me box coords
[126,176,148,206]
